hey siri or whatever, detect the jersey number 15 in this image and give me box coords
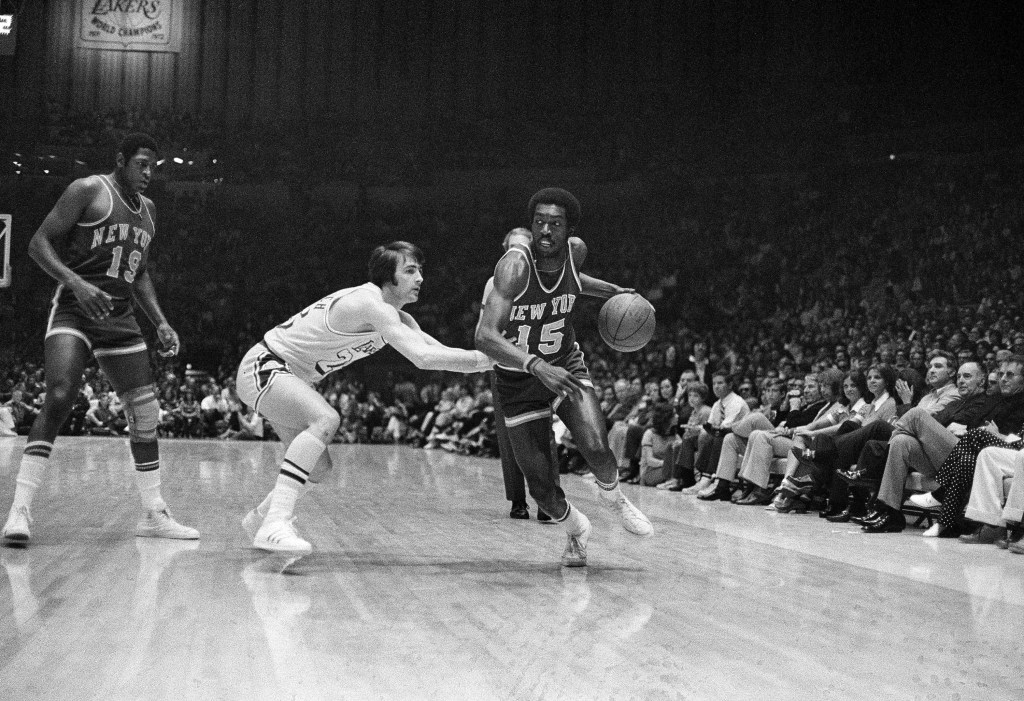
[511,318,564,355]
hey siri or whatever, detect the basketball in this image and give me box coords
[598,293,656,352]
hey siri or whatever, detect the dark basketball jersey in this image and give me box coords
[497,242,583,371]
[56,174,155,314]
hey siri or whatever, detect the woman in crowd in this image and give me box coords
[657,382,711,491]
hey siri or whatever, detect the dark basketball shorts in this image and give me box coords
[46,302,148,359]
[493,344,594,427]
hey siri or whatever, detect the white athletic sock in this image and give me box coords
[257,482,309,519]
[560,503,588,536]
[134,469,167,512]
[265,477,302,524]
[12,453,50,511]
[264,431,326,523]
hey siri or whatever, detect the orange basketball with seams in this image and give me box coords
[598,293,656,352]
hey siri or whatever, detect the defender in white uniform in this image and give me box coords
[237,241,493,554]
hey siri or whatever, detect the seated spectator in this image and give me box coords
[699,378,788,501]
[957,446,1024,550]
[658,382,711,491]
[85,392,127,436]
[925,355,1024,537]
[684,371,750,495]
[1,390,38,436]
[733,371,836,505]
[636,403,682,486]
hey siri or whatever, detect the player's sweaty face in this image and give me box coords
[531,204,568,256]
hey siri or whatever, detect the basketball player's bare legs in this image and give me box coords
[242,422,333,541]
[558,388,653,537]
[97,350,198,540]
[242,374,339,554]
[4,338,197,543]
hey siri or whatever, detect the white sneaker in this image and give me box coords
[254,518,312,555]
[681,475,712,495]
[908,492,942,510]
[241,508,264,541]
[2,505,32,544]
[561,514,592,567]
[599,489,653,536]
[136,508,200,540]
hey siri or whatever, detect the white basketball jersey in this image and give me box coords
[262,283,387,384]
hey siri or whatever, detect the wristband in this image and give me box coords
[524,355,541,375]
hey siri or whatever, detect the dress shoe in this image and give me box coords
[852,507,884,526]
[862,509,905,533]
[509,503,529,520]
[731,484,754,503]
[736,487,773,505]
[698,480,733,501]
[908,492,942,509]
[537,509,553,523]
[999,523,1024,550]
[826,501,866,523]
[851,503,884,523]
[773,495,808,514]
[958,524,1005,544]
[656,479,681,491]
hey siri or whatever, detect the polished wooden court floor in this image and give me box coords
[0,436,1022,700]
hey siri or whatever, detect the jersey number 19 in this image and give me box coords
[105,245,142,283]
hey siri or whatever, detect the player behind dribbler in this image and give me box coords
[238,241,494,554]
[476,188,653,567]
[2,133,198,544]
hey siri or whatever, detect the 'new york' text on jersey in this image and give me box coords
[499,242,582,371]
[57,174,155,314]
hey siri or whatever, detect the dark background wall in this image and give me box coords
[2,0,1019,134]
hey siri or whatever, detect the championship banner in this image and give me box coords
[76,0,183,53]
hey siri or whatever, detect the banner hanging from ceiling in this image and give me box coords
[75,0,183,53]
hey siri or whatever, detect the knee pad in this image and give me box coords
[122,384,160,441]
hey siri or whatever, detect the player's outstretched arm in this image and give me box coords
[475,252,586,399]
[28,177,115,321]
[570,238,635,299]
[366,297,491,373]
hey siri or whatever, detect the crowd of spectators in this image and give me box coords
[3,106,1024,546]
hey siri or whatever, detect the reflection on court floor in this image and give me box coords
[0,437,1021,700]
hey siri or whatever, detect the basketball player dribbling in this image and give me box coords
[476,188,653,567]
[237,241,494,555]
[2,133,199,545]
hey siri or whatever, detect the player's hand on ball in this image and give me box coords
[156,323,180,357]
[534,361,586,400]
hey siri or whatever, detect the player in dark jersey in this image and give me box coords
[2,133,198,545]
[476,188,652,567]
